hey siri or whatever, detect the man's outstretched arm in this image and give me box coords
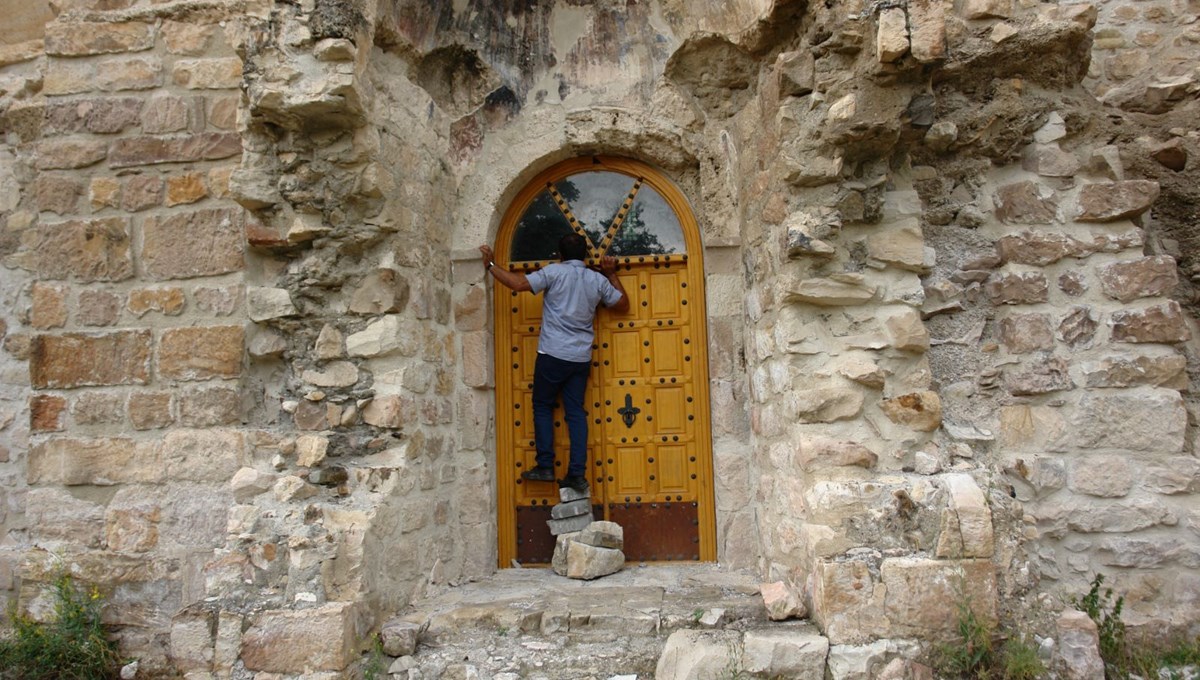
[599,256,630,313]
[479,244,531,292]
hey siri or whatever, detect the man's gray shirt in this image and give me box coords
[526,260,623,363]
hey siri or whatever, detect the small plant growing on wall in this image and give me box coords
[0,572,122,680]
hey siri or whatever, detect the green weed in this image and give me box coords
[0,572,122,680]
[362,634,387,680]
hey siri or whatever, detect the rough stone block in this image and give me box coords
[997,231,1088,266]
[96,57,163,91]
[867,219,926,272]
[762,581,807,621]
[796,437,877,471]
[108,133,241,169]
[994,181,1057,224]
[247,287,296,322]
[909,0,946,62]
[161,20,215,55]
[347,316,403,357]
[361,395,406,428]
[30,283,68,330]
[30,394,67,433]
[89,177,121,211]
[142,96,190,134]
[1075,180,1160,222]
[106,487,161,552]
[44,21,154,56]
[302,361,358,388]
[880,391,942,431]
[31,330,151,388]
[1022,145,1081,177]
[578,521,623,550]
[876,8,909,63]
[741,629,828,679]
[1070,387,1185,452]
[785,276,877,306]
[880,558,996,640]
[1098,256,1178,303]
[795,387,864,423]
[241,603,358,673]
[127,287,185,317]
[884,307,929,352]
[231,467,276,503]
[565,541,623,579]
[142,208,244,280]
[129,392,173,430]
[999,313,1054,353]
[936,473,994,558]
[158,326,244,380]
[655,630,742,680]
[1004,357,1074,395]
[35,216,132,281]
[35,174,83,215]
[1056,610,1104,679]
[1081,354,1187,389]
[548,512,594,536]
[159,429,242,482]
[1057,306,1098,348]
[28,436,161,485]
[179,385,240,427]
[165,172,208,206]
[25,487,105,547]
[985,271,1048,305]
[121,175,161,212]
[37,138,108,170]
[1068,454,1134,498]
[72,391,126,426]
[349,269,408,314]
[1110,301,1190,344]
[173,58,243,89]
[550,498,591,520]
[380,620,421,657]
[811,559,882,644]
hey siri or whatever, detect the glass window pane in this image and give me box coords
[607,185,683,257]
[509,190,574,262]
[553,171,632,247]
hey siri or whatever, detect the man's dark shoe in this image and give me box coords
[559,475,589,493]
[521,467,555,482]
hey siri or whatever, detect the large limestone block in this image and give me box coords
[30,330,151,388]
[880,558,997,640]
[795,387,864,423]
[880,391,942,431]
[655,629,742,680]
[28,436,161,486]
[741,628,828,679]
[349,269,409,314]
[347,315,404,357]
[578,521,623,550]
[565,541,624,580]
[827,640,923,680]
[241,602,358,673]
[936,473,994,558]
[1070,387,1186,452]
[1067,454,1133,498]
[1056,610,1104,679]
[160,429,243,482]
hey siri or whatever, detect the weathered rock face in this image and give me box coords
[1,0,1198,673]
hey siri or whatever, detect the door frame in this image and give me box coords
[492,155,717,567]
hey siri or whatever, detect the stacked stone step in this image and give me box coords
[545,485,594,535]
[549,493,626,580]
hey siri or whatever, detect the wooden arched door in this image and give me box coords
[494,156,716,566]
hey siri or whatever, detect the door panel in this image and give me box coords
[495,157,715,567]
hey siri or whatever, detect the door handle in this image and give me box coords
[617,393,641,428]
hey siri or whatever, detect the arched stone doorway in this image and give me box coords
[492,156,717,566]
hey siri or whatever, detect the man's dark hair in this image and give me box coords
[558,233,589,261]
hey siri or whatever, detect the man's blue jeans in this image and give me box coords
[531,352,591,478]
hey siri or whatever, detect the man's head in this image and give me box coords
[558,233,589,262]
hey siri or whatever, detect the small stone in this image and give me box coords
[760,581,806,621]
[994,181,1058,224]
[1068,455,1134,498]
[796,437,877,470]
[876,8,909,62]
[302,361,358,388]
[314,325,344,360]
[121,175,161,212]
[127,287,185,317]
[1081,354,1187,389]
[908,0,946,62]
[247,287,296,322]
[380,621,421,657]
[361,395,405,428]
[1004,357,1074,395]
[1150,138,1187,172]
[1022,145,1080,177]
[165,172,207,206]
[785,276,877,306]
[274,475,318,501]
[295,435,329,467]
[349,269,408,315]
[1034,112,1067,144]
[936,473,994,558]
[880,391,942,432]
[314,38,356,61]
[986,272,1048,305]
[1057,306,1098,349]
[1056,610,1104,680]
[1059,271,1087,296]
[925,122,957,151]
[247,328,287,358]
[231,467,275,502]
[172,58,243,90]
[963,0,1011,19]
[867,219,926,272]
[795,387,863,423]
[884,307,930,352]
[347,316,403,357]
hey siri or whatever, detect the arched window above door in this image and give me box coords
[509,170,687,262]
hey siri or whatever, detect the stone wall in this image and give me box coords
[0,0,1198,674]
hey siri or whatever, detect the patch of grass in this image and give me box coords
[0,572,122,680]
[999,638,1045,680]
[362,634,387,680]
[934,584,1046,680]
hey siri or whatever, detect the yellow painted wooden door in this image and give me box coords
[494,157,716,566]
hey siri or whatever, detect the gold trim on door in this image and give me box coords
[493,156,716,566]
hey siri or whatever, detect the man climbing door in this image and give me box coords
[480,233,629,492]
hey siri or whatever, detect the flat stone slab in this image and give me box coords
[559,486,590,503]
[550,498,591,519]
[547,512,594,535]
